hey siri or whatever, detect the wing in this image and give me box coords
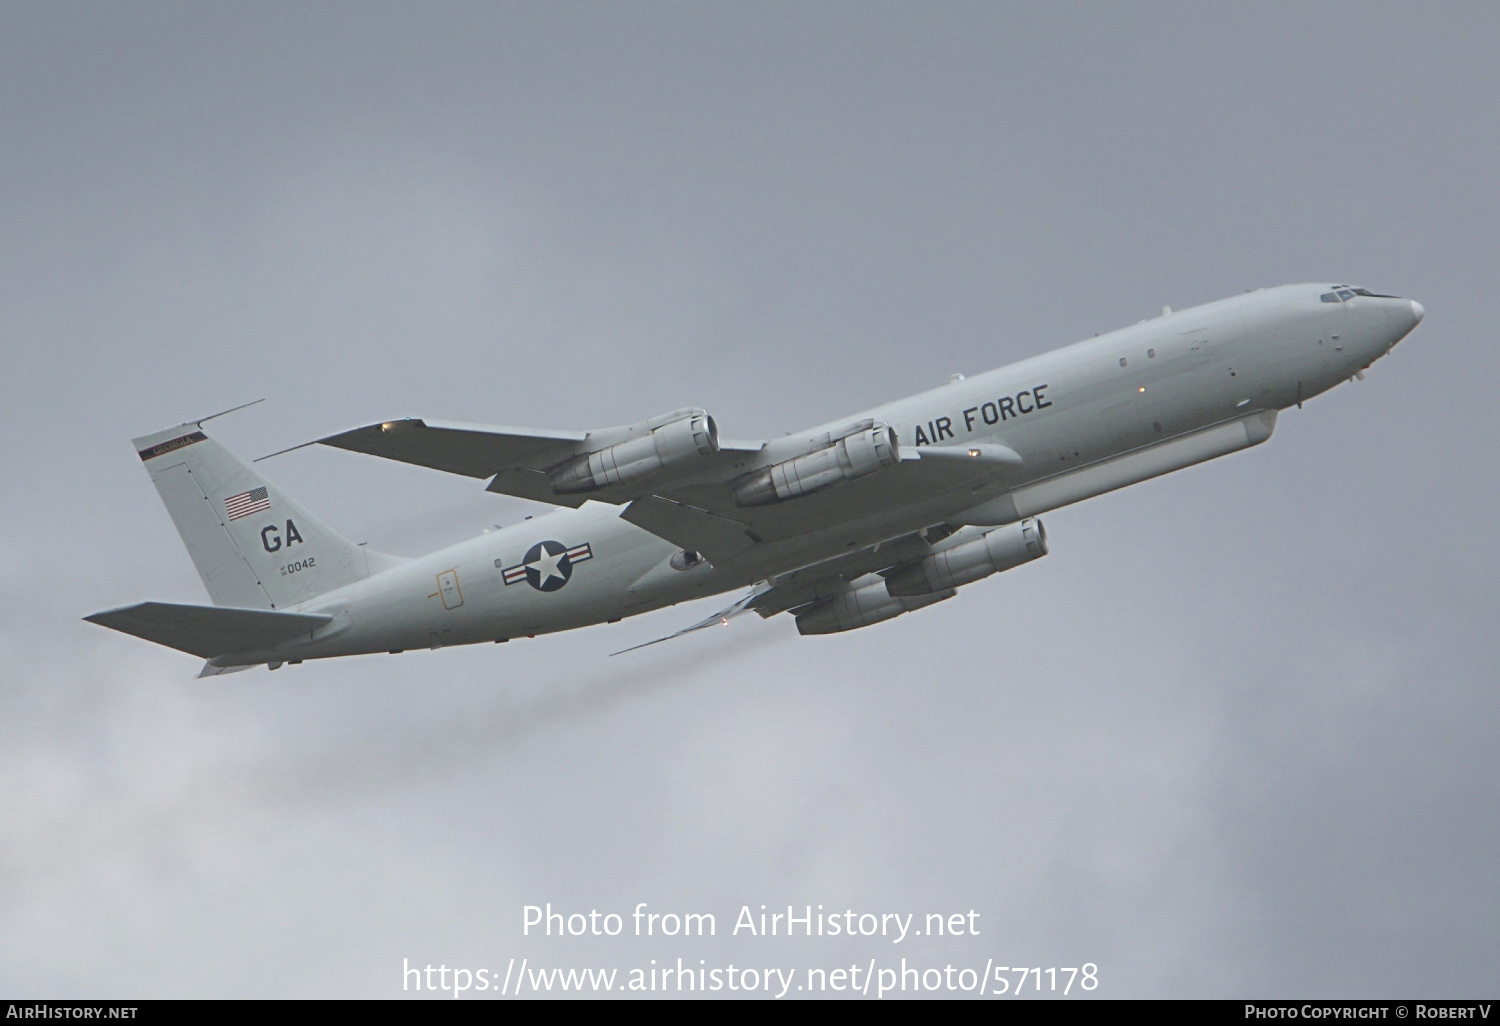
[611,527,945,654]
[313,414,1022,566]
[618,444,1021,561]
[316,418,588,480]
[609,585,770,655]
[313,416,766,506]
[734,526,953,614]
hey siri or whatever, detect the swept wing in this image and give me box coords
[313,416,1021,565]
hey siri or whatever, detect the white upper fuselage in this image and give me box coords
[263,284,1422,663]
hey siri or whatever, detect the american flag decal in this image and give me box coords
[225,486,270,521]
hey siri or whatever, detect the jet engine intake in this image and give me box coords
[735,424,900,507]
[794,577,954,635]
[883,517,1047,597]
[551,408,718,494]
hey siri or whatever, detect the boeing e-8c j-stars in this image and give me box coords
[87,284,1424,675]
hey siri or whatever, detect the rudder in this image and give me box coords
[134,422,404,610]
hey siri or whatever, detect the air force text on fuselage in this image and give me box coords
[911,384,1053,446]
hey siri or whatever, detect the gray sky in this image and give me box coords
[2,2,1497,998]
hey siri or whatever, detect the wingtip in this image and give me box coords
[255,417,428,462]
[609,637,666,657]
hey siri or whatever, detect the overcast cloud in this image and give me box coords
[1,2,1496,998]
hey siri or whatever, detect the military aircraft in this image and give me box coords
[87,284,1424,675]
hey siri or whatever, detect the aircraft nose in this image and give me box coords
[1385,296,1424,349]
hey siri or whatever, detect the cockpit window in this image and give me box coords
[1324,285,1398,303]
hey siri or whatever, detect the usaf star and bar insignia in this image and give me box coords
[500,540,593,592]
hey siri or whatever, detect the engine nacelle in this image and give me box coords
[551,408,718,494]
[883,518,1048,597]
[735,424,900,507]
[795,577,954,636]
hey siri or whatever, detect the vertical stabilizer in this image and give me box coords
[133,423,404,610]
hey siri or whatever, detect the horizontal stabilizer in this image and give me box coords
[85,602,332,659]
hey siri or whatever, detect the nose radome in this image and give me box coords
[1410,299,1425,324]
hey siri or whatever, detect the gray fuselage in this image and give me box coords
[257,284,1421,664]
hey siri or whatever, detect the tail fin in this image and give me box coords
[133,422,404,610]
